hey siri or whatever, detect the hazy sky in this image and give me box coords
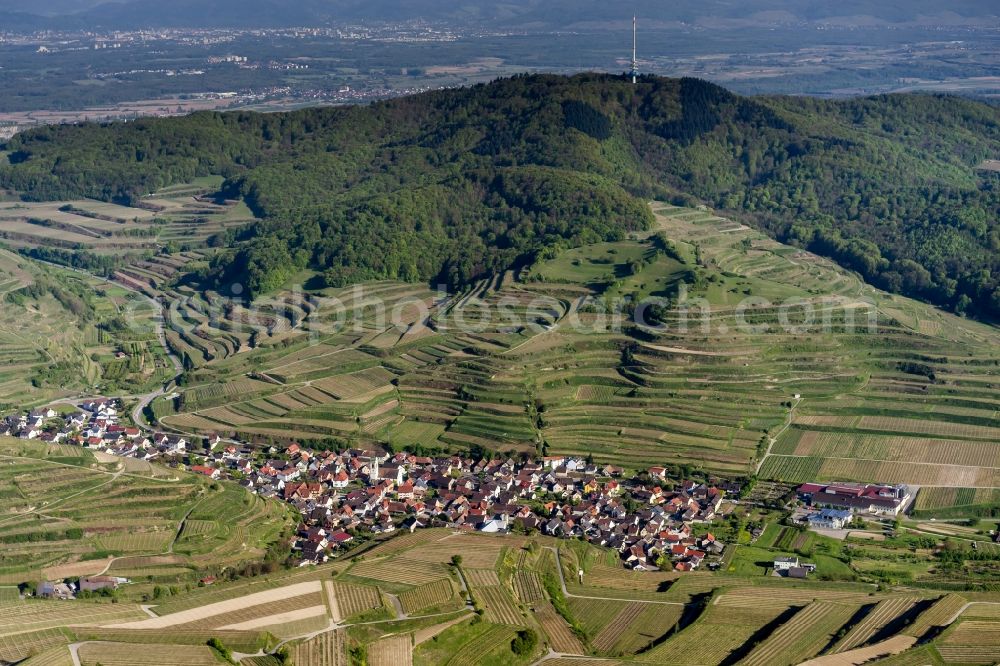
[2,0,998,26]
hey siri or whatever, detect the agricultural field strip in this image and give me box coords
[290,629,347,666]
[397,579,455,614]
[798,635,918,666]
[472,585,524,625]
[443,624,518,666]
[217,604,328,631]
[591,602,645,652]
[368,634,412,666]
[329,581,383,619]
[76,642,220,666]
[764,454,1000,473]
[536,604,586,655]
[103,581,321,629]
[0,601,147,636]
[833,597,917,652]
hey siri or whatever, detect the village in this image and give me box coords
[9,396,939,605]
[6,399,738,582]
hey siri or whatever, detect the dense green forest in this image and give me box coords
[2,74,998,319]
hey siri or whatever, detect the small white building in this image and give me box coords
[773,556,800,572]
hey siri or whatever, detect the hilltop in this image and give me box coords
[2,74,998,320]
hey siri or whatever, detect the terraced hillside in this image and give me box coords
[145,203,1000,493]
[0,176,255,257]
[647,204,1000,489]
[3,529,996,666]
[0,247,177,408]
[0,437,294,593]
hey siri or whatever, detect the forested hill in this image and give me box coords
[2,74,999,319]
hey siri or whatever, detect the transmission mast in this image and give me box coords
[630,15,639,84]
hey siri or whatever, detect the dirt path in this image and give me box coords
[642,343,750,357]
[530,648,620,665]
[755,395,801,474]
[385,592,405,619]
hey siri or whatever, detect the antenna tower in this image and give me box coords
[630,15,638,84]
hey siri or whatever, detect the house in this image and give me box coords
[402,516,425,532]
[330,470,350,488]
[190,465,220,479]
[773,556,800,572]
[774,557,816,576]
[159,435,186,453]
[300,541,328,564]
[378,465,404,485]
[329,530,353,547]
[807,509,852,530]
[38,581,74,599]
[541,456,565,469]
[83,398,118,417]
[478,514,509,533]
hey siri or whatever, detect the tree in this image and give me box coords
[206,638,234,664]
[511,628,538,656]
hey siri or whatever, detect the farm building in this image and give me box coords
[798,482,910,516]
[38,581,74,599]
[80,576,120,592]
